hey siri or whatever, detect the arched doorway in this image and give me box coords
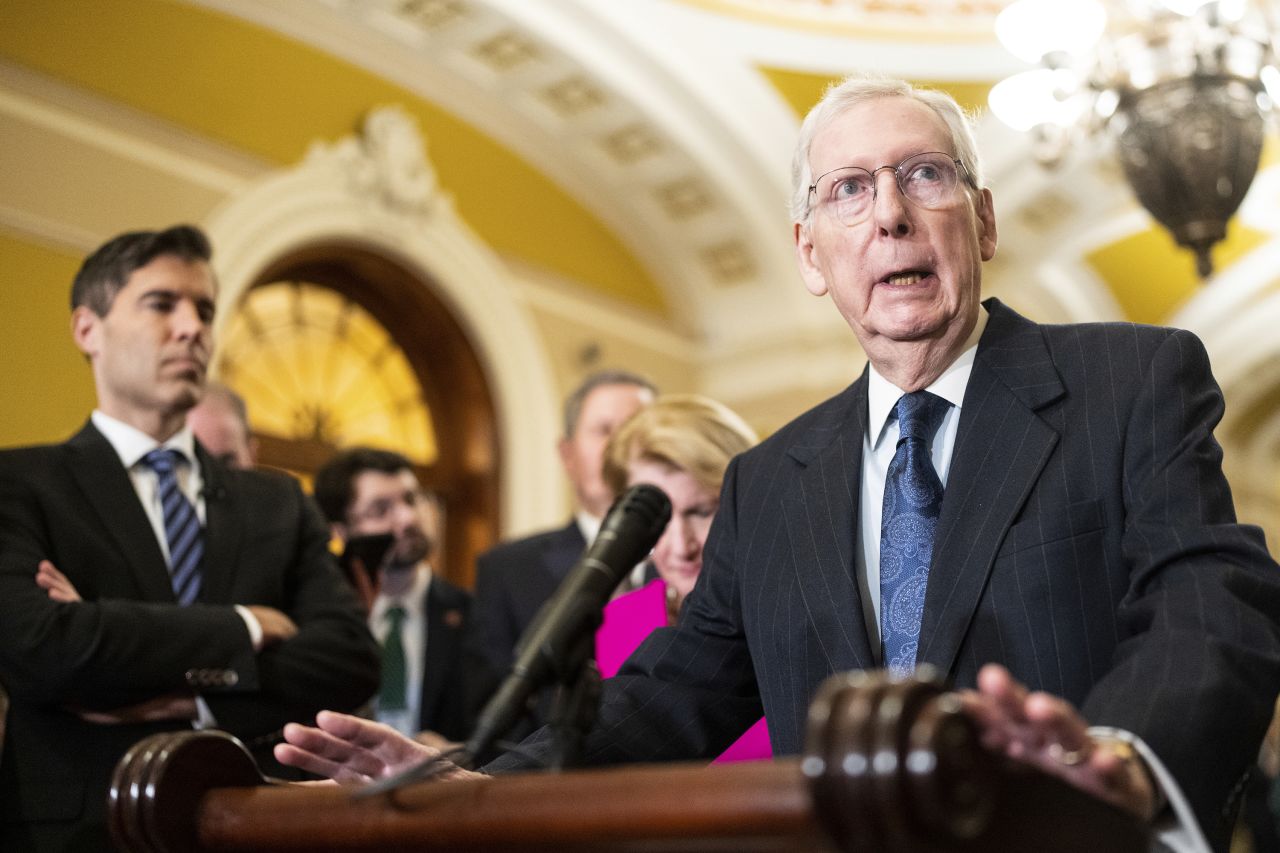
[214,243,498,589]
[205,104,563,555]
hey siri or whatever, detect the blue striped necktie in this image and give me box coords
[142,448,204,606]
[879,391,950,677]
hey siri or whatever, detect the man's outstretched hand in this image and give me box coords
[275,711,481,784]
[961,664,1159,821]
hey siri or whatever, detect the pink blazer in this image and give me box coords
[596,579,771,763]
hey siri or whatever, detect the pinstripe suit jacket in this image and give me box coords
[489,299,1280,846]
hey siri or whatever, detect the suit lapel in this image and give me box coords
[196,444,241,605]
[917,300,1065,677]
[65,423,174,601]
[782,377,876,672]
[419,581,463,728]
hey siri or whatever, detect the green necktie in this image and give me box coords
[379,605,408,711]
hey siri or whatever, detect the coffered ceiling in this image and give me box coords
[2,0,1277,524]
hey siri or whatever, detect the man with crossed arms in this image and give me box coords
[0,225,378,850]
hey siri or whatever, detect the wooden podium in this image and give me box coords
[108,673,1151,852]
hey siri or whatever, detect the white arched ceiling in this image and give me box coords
[190,0,1278,533]
[195,0,817,339]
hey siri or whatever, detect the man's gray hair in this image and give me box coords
[562,369,656,439]
[789,75,985,223]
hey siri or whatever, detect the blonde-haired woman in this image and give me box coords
[593,394,770,762]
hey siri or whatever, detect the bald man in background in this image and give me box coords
[187,381,256,470]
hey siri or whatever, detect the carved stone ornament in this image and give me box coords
[305,104,441,217]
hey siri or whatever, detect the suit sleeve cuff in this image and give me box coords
[192,695,218,729]
[235,604,264,651]
[1088,725,1212,853]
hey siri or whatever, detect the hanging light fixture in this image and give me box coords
[989,0,1280,278]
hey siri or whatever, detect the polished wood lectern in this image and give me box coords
[108,673,1151,852]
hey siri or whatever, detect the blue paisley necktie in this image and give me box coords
[879,391,950,677]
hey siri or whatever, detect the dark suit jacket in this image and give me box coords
[489,300,1280,849]
[464,520,586,726]
[417,576,471,742]
[0,423,380,851]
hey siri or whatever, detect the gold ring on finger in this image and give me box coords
[1048,742,1087,766]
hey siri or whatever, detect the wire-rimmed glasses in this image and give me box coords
[808,152,975,226]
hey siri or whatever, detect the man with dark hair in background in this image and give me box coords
[0,224,379,851]
[314,447,471,743]
[464,370,655,732]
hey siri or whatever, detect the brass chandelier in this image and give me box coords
[989,0,1280,278]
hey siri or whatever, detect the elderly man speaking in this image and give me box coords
[278,76,1280,852]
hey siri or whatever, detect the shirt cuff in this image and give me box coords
[1088,725,1212,853]
[192,695,218,729]
[235,604,264,651]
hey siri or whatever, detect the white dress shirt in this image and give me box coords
[576,510,601,546]
[854,310,984,657]
[92,410,206,550]
[90,410,261,727]
[92,410,264,647]
[369,563,432,737]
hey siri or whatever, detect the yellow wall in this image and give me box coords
[0,0,669,316]
[0,233,97,447]
[0,0,688,451]
[528,307,698,405]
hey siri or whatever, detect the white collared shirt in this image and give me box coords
[369,563,433,737]
[576,510,601,546]
[92,412,260,645]
[92,410,205,562]
[855,309,986,656]
[90,410,245,727]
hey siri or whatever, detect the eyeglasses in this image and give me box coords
[350,488,431,525]
[808,152,974,226]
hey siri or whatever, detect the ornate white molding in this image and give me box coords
[204,109,564,535]
[306,105,444,219]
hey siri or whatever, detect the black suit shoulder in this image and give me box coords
[428,574,472,610]
[729,380,863,491]
[0,432,93,485]
[982,297,1200,387]
[465,520,585,732]
[198,445,306,501]
[475,521,584,574]
[0,439,65,465]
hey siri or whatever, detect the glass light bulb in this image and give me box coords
[1159,0,1215,13]
[1158,0,1246,18]
[995,0,1108,64]
[988,69,1091,131]
[1262,65,1280,102]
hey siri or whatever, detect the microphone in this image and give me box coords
[465,483,671,762]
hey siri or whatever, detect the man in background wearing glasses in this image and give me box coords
[314,448,472,745]
[280,76,1280,852]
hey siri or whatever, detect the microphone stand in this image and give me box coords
[543,628,603,771]
[358,601,605,799]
